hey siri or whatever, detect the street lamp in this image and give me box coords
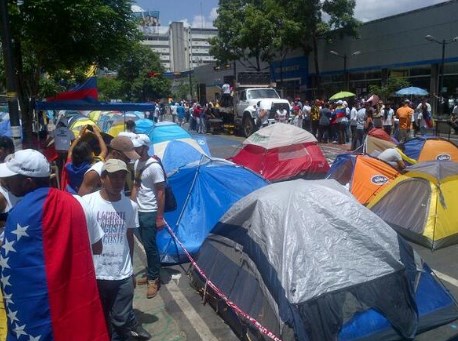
[425,34,458,116]
[329,50,361,90]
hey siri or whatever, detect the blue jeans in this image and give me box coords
[97,277,134,341]
[138,211,160,280]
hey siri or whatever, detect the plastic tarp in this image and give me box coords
[204,179,423,340]
[242,123,317,148]
[368,161,458,249]
[158,156,268,263]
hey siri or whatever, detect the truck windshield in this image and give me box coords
[247,89,280,99]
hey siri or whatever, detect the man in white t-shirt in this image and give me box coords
[131,134,165,299]
[83,159,139,340]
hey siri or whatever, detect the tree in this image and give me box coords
[275,0,360,95]
[6,0,140,141]
[97,76,123,102]
[369,77,411,102]
[116,44,170,102]
[210,0,287,71]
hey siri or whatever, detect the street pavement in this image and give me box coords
[132,127,458,341]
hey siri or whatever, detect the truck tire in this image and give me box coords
[242,115,255,137]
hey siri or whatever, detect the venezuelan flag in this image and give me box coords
[0,188,108,340]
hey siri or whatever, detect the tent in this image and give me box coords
[403,136,458,163]
[148,121,191,144]
[190,179,458,340]
[157,156,268,263]
[134,118,155,134]
[368,161,458,250]
[326,153,400,205]
[363,128,397,156]
[151,138,209,174]
[231,123,329,181]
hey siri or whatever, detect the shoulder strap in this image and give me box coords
[135,156,166,184]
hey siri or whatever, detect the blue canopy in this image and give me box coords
[35,99,154,112]
[158,157,268,263]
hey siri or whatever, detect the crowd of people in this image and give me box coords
[281,96,441,150]
[0,124,166,339]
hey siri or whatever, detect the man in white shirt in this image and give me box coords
[83,159,139,340]
[131,134,165,299]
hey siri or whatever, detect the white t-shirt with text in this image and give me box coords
[83,191,139,280]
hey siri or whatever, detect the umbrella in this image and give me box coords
[395,87,429,96]
[329,91,356,100]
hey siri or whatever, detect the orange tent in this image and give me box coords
[326,153,400,205]
[404,136,458,163]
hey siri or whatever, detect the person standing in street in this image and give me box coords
[130,134,166,299]
[0,149,108,340]
[396,99,414,142]
[83,159,139,340]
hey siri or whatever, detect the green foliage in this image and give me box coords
[210,0,288,70]
[116,44,171,101]
[97,76,123,102]
[368,77,411,101]
[3,0,141,140]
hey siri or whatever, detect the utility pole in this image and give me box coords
[0,0,22,150]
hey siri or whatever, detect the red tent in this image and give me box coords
[231,123,330,181]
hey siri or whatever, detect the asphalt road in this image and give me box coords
[133,130,458,341]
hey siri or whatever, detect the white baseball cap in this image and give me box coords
[0,149,50,178]
[132,134,151,148]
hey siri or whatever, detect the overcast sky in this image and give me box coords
[135,0,448,28]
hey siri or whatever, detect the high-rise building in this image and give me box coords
[141,21,217,73]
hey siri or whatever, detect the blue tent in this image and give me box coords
[148,121,191,144]
[134,118,155,134]
[151,139,210,175]
[158,157,268,263]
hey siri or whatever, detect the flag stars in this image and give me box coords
[1,274,11,287]
[14,323,27,338]
[7,309,19,323]
[2,238,16,256]
[11,224,29,241]
[29,335,41,341]
[0,256,9,269]
[3,293,13,305]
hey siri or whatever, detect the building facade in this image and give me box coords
[141,21,217,73]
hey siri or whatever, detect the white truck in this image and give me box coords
[217,73,291,137]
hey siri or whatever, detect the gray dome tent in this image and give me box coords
[190,179,458,340]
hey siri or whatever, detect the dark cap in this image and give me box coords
[109,136,140,161]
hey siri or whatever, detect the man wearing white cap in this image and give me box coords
[130,134,166,299]
[0,149,109,340]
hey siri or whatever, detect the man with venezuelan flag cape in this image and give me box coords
[0,149,108,340]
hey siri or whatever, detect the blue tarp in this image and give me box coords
[158,157,268,264]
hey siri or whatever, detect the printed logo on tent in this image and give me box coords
[436,154,451,161]
[371,175,388,185]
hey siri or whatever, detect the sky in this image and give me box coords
[134,0,448,28]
